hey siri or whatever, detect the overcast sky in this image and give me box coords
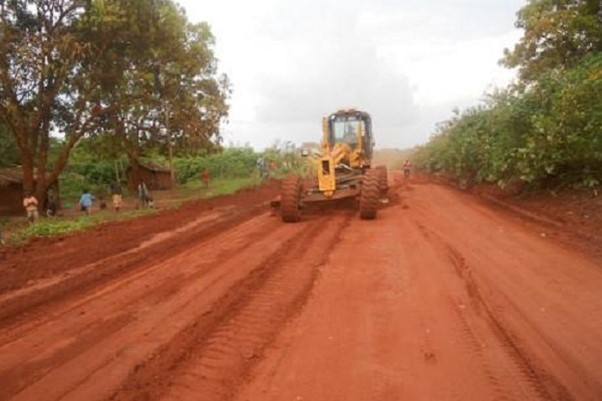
[176,0,525,150]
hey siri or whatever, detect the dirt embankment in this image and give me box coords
[423,173,602,259]
[0,180,280,293]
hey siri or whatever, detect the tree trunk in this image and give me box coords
[114,160,121,182]
[21,155,34,196]
[128,154,142,190]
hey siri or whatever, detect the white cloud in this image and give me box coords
[381,30,522,105]
[177,0,524,149]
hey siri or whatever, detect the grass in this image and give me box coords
[181,176,263,197]
[1,175,265,245]
[8,208,157,244]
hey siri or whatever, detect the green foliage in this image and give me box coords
[20,219,95,238]
[60,163,116,197]
[0,124,20,167]
[14,209,156,242]
[502,0,602,82]
[96,0,230,166]
[181,176,263,197]
[416,54,602,189]
[174,147,258,184]
[59,172,87,201]
[59,137,128,199]
[0,0,228,199]
[174,146,306,184]
[418,0,602,191]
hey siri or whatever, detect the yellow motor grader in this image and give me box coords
[279,109,387,222]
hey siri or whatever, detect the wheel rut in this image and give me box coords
[416,221,573,401]
[0,205,269,330]
[110,212,352,401]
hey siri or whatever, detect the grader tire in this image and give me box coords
[360,169,379,220]
[281,176,303,223]
[375,165,388,195]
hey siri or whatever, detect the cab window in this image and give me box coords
[332,117,363,144]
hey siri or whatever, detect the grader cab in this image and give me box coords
[280,109,388,222]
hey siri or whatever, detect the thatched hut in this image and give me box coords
[0,166,59,215]
[126,161,173,191]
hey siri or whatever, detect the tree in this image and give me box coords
[502,0,602,82]
[0,0,116,200]
[0,0,228,200]
[93,0,229,184]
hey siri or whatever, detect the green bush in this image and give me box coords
[174,147,258,184]
[174,146,306,184]
[415,53,602,189]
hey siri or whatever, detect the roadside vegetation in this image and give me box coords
[2,142,304,244]
[0,1,307,244]
[414,1,602,191]
[0,0,230,203]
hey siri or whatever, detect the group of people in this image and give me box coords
[256,157,277,179]
[19,179,155,224]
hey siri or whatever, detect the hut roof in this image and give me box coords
[0,166,24,185]
[0,166,54,187]
[138,161,172,173]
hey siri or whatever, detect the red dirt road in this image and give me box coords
[1,174,601,401]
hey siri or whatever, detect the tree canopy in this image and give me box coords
[501,0,602,82]
[0,0,229,199]
[415,0,602,189]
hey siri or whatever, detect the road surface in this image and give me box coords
[0,173,601,401]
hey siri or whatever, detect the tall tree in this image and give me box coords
[502,0,602,82]
[90,0,229,184]
[0,0,114,200]
[0,0,228,200]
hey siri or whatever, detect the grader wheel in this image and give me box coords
[375,165,388,195]
[360,169,379,220]
[281,175,303,223]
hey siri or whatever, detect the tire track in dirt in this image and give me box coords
[0,210,276,347]
[415,222,573,401]
[0,214,278,400]
[0,203,270,330]
[0,181,282,296]
[110,211,353,401]
[0,210,321,401]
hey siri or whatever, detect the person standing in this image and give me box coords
[403,159,412,178]
[256,156,268,179]
[79,189,94,215]
[137,181,152,208]
[46,188,57,217]
[109,180,123,212]
[23,192,39,223]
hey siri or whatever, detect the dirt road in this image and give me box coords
[1,174,601,401]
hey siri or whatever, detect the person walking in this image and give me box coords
[23,192,39,223]
[256,156,268,179]
[109,180,123,212]
[79,189,94,215]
